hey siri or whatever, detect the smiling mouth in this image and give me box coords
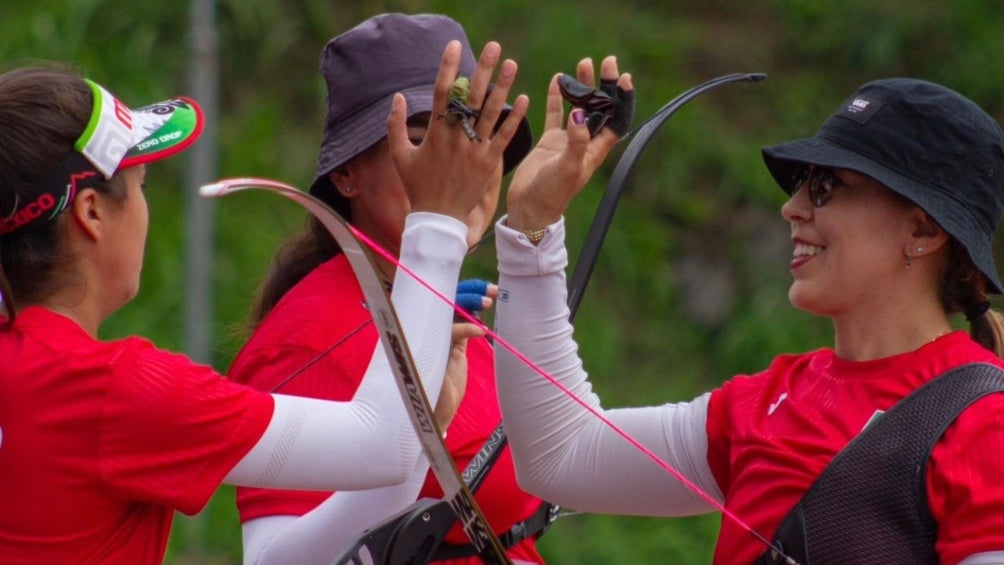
[791,242,824,268]
[793,242,824,259]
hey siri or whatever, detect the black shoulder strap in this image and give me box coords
[756,362,1004,565]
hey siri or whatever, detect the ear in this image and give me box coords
[68,188,103,242]
[906,208,949,258]
[329,168,356,199]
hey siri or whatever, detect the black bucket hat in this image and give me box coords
[762,78,1004,293]
[309,13,534,219]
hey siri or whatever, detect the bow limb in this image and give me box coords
[566,72,767,319]
[200,178,512,565]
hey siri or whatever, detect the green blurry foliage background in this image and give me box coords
[3,0,1003,563]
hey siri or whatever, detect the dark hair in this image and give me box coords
[248,116,421,328]
[0,65,127,323]
[247,214,341,327]
[939,239,1004,356]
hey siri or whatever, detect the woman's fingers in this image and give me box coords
[392,41,528,222]
[505,54,634,229]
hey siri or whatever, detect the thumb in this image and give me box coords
[563,108,591,164]
[451,322,486,342]
[451,337,469,357]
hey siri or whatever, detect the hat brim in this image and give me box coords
[76,80,204,177]
[119,97,205,171]
[310,83,532,215]
[763,137,1003,293]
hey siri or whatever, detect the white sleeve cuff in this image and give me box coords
[495,214,568,276]
[401,212,469,264]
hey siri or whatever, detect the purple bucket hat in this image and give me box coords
[309,13,533,218]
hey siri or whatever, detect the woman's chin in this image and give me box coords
[788,284,821,315]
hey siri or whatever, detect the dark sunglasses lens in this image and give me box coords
[792,168,810,194]
[810,170,835,207]
[790,166,837,207]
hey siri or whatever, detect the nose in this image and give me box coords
[781,185,812,223]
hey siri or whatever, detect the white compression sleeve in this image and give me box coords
[493,215,722,516]
[241,456,432,564]
[225,212,465,491]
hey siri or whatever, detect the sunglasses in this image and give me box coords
[791,166,842,207]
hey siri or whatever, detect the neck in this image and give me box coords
[38,257,112,338]
[37,299,102,337]
[831,302,953,361]
[375,256,396,288]
[347,224,401,287]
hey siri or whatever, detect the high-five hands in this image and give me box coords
[506,56,633,233]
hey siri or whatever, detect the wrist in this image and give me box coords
[503,216,551,244]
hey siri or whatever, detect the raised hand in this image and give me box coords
[388,40,529,225]
[505,56,633,233]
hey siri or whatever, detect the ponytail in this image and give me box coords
[940,239,1004,357]
[966,304,1004,358]
[0,65,132,323]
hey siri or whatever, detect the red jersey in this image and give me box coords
[706,331,1004,565]
[0,306,274,564]
[229,254,544,564]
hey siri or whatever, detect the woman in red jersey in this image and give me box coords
[227,13,553,565]
[493,67,1004,565]
[0,49,525,564]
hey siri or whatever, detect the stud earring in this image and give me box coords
[343,185,353,195]
[916,246,924,253]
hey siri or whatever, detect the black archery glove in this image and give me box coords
[558,74,635,139]
[598,77,634,138]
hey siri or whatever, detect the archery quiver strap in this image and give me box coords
[755,362,1004,565]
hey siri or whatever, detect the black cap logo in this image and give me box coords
[837,96,883,124]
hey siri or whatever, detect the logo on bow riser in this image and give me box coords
[385,331,435,434]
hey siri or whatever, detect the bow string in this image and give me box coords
[200,72,804,565]
[200,178,513,565]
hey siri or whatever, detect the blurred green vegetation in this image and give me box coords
[4,0,1003,563]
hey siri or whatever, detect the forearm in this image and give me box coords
[493,215,597,488]
[226,212,465,490]
[494,215,720,515]
[242,457,431,565]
